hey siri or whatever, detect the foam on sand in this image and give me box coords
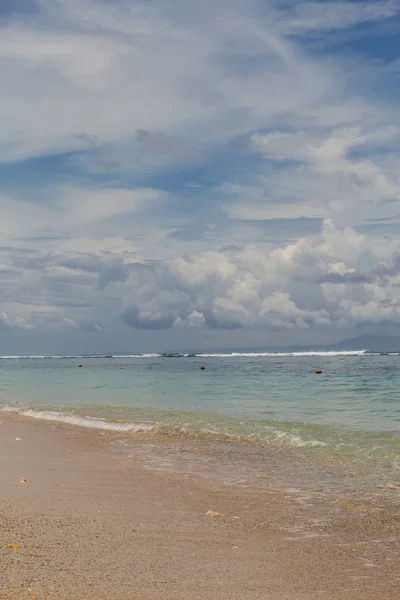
[1,407,154,432]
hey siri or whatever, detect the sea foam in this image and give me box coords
[1,407,154,432]
[0,350,367,359]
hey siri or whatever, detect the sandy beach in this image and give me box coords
[0,414,399,600]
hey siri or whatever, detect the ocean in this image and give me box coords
[1,351,399,492]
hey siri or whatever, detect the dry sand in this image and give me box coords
[0,414,399,599]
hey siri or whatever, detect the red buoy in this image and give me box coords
[315,369,322,374]
[78,364,83,368]
[200,365,206,370]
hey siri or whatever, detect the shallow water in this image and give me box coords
[0,352,399,482]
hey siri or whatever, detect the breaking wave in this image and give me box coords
[0,350,368,359]
[197,350,367,358]
[1,406,327,448]
[1,407,155,432]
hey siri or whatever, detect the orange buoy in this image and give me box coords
[78,364,83,368]
[315,369,322,374]
[200,365,206,370]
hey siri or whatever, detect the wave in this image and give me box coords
[0,355,97,359]
[1,406,327,448]
[198,350,367,357]
[1,407,154,432]
[268,430,326,447]
[0,350,368,359]
[0,353,162,359]
[4,406,398,467]
[0,354,149,359]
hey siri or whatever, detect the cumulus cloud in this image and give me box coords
[119,221,400,331]
[1,0,400,350]
[2,220,400,338]
[5,247,135,320]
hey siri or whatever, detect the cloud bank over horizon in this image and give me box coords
[1,0,400,352]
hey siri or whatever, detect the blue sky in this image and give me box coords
[1,0,400,353]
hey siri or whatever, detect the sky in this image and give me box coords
[1,0,400,354]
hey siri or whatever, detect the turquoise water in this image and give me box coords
[1,352,399,478]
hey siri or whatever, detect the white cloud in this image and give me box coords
[60,236,137,256]
[2,220,400,335]
[0,311,34,331]
[174,310,206,328]
[1,1,400,348]
[0,186,163,238]
[278,1,400,34]
[224,126,400,227]
[0,0,373,165]
[117,221,400,331]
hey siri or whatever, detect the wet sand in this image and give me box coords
[0,414,399,599]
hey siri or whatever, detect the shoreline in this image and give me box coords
[2,404,399,484]
[1,413,399,599]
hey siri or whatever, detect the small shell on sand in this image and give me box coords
[205,510,224,518]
